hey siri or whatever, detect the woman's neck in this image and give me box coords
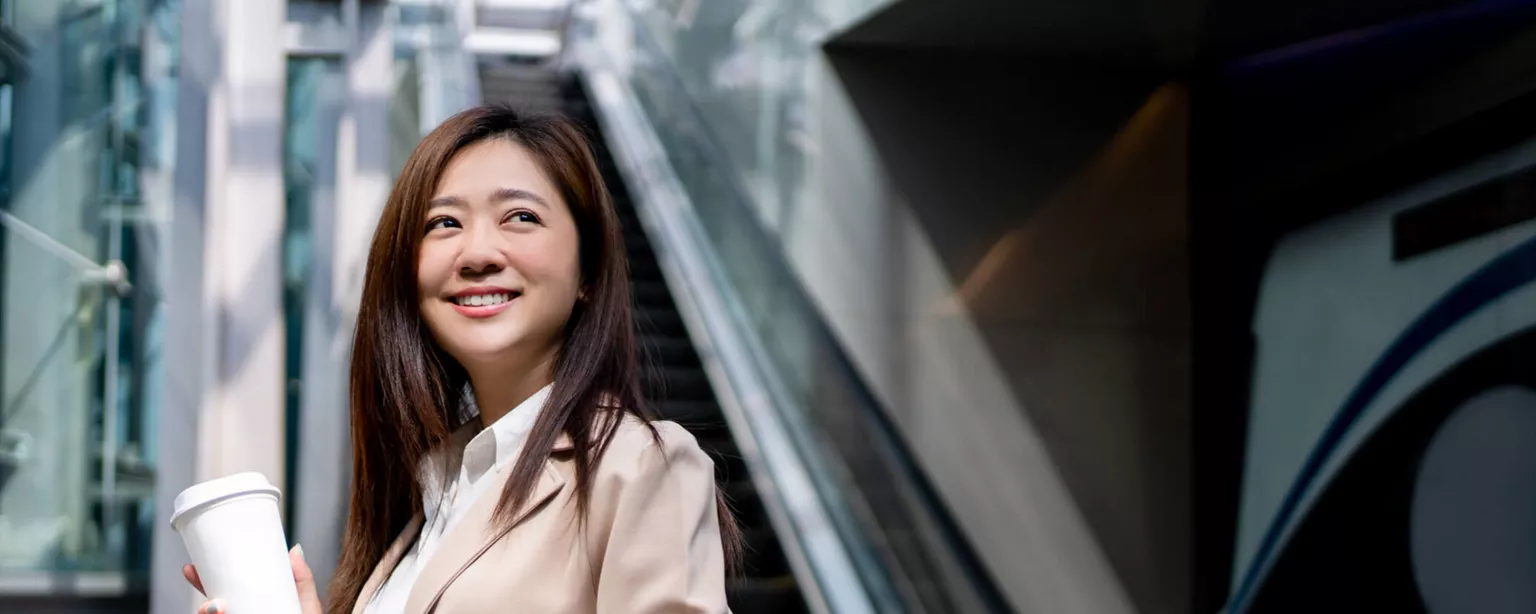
[467,354,556,428]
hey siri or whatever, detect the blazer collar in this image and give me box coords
[352,515,425,614]
[403,458,567,614]
[352,430,579,613]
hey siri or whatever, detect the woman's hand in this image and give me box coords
[182,545,323,614]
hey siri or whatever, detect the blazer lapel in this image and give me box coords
[351,515,425,614]
[404,441,571,614]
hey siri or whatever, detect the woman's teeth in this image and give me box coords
[453,292,513,307]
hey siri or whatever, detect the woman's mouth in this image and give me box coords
[449,290,519,318]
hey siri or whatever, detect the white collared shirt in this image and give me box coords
[364,384,554,614]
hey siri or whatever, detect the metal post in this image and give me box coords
[100,199,122,554]
[149,0,213,610]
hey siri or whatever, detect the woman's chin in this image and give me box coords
[443,335,548,368]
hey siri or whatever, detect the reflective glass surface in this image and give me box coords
[0,0,177,582]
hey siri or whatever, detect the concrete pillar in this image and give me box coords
[292,0,394,594]
[150,0,287,611]
[203,0,288,490]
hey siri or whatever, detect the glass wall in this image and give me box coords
[282,54,344,531]
[0,0,176,588]
[627,0,822,236]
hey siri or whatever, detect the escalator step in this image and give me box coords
[726,481,769,531]
[697,431,738,454]
[728,576,803,614]
[629,254,660,278]
[741,528,793,577]
[623,232,651,249]
[631,281,674,308]
[624,238,653,256]
[638,335,700,366]
[636,308,686,336]
[650,400,723,423]
[644,366,712,401]
[626,250,661,273]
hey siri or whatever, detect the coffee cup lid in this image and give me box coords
[170,472,282,529]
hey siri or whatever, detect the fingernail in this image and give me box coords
[205,602,222,614]
[294,543,305,560]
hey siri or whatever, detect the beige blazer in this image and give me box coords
[351,418,730,614]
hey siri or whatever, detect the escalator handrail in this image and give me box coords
[578,61,872,614]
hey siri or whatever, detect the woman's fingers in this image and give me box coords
[182,564,206,595]
[291,544,324,614]
[186,567,215,613]
[184,548,322,614]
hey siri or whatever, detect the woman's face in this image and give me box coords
[417,138,582,372]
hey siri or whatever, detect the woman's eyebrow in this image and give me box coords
[428,189,550,211]
[490,187,551,210]
[426,195,468,210]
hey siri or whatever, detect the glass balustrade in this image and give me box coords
[0,0,176,592]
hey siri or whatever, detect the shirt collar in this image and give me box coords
[459,383,554,484]
[418,383,555,519]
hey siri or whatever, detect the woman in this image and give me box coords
[184,106,739,613]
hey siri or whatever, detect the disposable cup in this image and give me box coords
[170,472,303,614]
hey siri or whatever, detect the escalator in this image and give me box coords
[478,60,810,614]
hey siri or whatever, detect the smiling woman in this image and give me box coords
[415,137,583,407]
[182,106,740,614]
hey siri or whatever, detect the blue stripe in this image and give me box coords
[1229,234,1536,612]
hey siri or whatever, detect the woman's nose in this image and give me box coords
[457,225,507,274]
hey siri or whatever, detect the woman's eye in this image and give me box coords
[425,216,460,232]
[506,210,541,225]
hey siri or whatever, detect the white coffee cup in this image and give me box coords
[171,472,303,614]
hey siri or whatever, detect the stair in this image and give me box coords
[477,59,812,614]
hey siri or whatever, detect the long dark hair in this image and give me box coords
[327,106,740,612]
